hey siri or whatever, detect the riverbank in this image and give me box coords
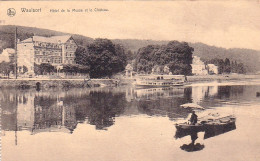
[0,74,259,89]
[187,74,260,82]
[0,78,118,89]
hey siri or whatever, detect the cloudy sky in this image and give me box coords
[1,1,260,50]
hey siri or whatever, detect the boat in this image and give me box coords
[175,114,236,132]
[175,122,204,139]
[134,74,186,87]
[204,120,236,139]
[175,122,204,132]
[203,115,236,135]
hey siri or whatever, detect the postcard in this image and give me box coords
[0,1,260,161]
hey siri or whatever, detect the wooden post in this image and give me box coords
[15,27,18,79]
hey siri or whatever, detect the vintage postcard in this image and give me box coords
[0,1,260,161]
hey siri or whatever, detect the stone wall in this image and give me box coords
[0,79,116,89]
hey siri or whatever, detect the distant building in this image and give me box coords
[125,64,133,78]
[151,65,162,74]
[191,56,208,75]
[207,64,218,74]
[17,35,78,75]
[151,65,170,75]
[163,65,170,74]
[0,48,15,63]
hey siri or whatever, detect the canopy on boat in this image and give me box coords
[180,103,205,110]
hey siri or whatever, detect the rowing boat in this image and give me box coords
[175,115,236,131]
[175,122,204,132]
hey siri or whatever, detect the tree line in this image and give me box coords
[0,38,247,78]
[134,41,194,75]
[205,58,246,74]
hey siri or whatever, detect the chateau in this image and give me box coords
[191,56,218,75]
[17,35,77,75]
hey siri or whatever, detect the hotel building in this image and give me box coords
[17,35,78,75]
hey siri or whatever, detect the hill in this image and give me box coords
[0,25,94,50]
[1,25,260,72]
[189,43,260,72]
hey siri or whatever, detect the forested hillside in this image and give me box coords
[1,25,260,72]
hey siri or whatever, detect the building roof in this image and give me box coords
[125,64,133,70]
[21,35,72,44]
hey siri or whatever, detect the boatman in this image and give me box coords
[190,111,198,125]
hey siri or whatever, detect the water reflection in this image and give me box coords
[1,88,128,135]
[1,84,260,136]
[180,131,205,152]
[136,87,192,120]
[86,91,126,130]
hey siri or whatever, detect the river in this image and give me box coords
[1,80,260,161]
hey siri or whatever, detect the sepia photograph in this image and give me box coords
[0,1,260,161]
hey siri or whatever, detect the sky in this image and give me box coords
[0,1,260,50]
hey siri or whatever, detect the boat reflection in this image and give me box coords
[175,119,237,152]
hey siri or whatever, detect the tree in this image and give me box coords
[0,61,14,78]
[61,64,89,75]
[125,50,135,62]
[86,39,127,78]
[136,41,194,75]
[34,63,55,75]
[74,46,89,66]
[224,58,231,73]
[237,63,245,73]
[136,45,160,74]
[206,58,246,74]
[231,61,245,74]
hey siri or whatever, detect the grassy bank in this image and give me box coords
[187,74,260,82]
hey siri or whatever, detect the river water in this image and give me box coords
[1,80,260,161]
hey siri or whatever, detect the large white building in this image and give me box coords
[191,56,208,75]
[191,56,218,75]
[17,35,78,75]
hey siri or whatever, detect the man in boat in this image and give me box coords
[190,111,198,125]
